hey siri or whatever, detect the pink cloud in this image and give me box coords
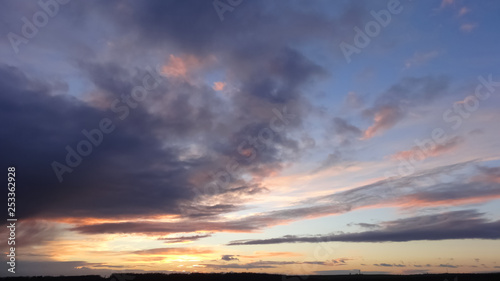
[212,81,226,91]
[460,23,478,33]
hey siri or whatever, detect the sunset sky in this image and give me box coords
[1,0,500,277]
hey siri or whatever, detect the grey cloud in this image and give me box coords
[351,223,380,229]
[313,150,343,173]
[0,0,375,225]
[439,264,459,268]
[227,209,500,245]
[203,260,329,270]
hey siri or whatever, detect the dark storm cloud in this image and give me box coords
[132,247,213,255]
[227,209,500,245]
[377,76,450,105]
[11,261,122,277]
[0,64,206,219]
[180,204,241,219]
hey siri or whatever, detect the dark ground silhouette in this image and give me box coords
[1,273,500,281]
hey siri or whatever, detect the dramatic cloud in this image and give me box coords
[0,49,312,221]
[202,260,331,270]
[363,104,404,139]
[4,0,366,224]
[2,0,500,276]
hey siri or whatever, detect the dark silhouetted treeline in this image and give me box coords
[1,273,500,281]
